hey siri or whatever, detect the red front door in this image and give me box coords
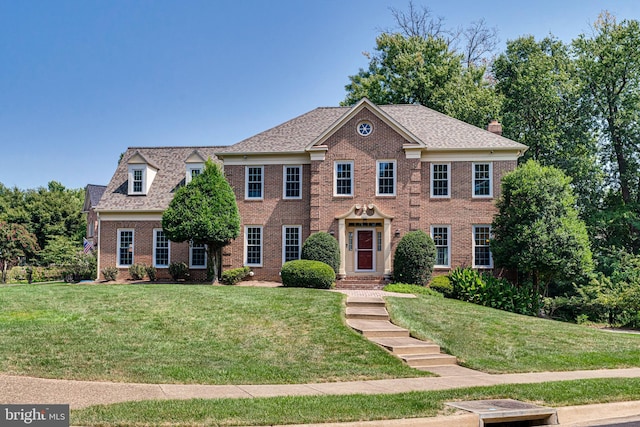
[357,230,374,271]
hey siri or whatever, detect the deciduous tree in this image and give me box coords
[0,221,39,283]
[162,160,240,282]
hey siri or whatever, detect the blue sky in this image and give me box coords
[1,0,638,190]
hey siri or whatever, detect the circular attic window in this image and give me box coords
[357,121,373,136]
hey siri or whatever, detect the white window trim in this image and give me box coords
[186,164,204,184]
[430,163,451,198]
[245,166,264,200]
[376,160,396,196]
[128,166,146,195]
[334,161,354,197]
[431,225,451,268]
[472,162,493,198]
[472,225,493,268]
[189,242,207,269]
[282,165,302,200]
[117,228,134,267]
[282,225,302,265]
[152,228,170,268]
[245,226,263,267]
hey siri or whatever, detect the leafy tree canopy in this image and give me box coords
[0,221,39,283]
[162,159,240,281]
[491,160,593,296]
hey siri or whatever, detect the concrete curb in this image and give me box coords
[556,400,640,425]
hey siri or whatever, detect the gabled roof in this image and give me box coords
[96,147,224,212]
[216,99,527,156]
[82,184,107,213]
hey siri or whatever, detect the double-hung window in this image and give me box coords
[376,160,396,196]
[473,225,493,268]
[431,163,450,197]
[153,229,170,268]
[431,226,450,268]
[245,166,264,199]
[186,165,202,184]
[190,242,206,268]
[473,163,493,197]
[334,161,354,196]
[245,226,263,266]
[283,166,302,199]
[282,226,301,264]
[117,229,134,267]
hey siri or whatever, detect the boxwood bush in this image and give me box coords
[221,266,250,285]
[429,275,453,297]
[281,260,336,289]
[101,266,118,282]
[169,262,189,281]
[301,232,340,273]
[128,263,147,281]
[393,230,435,286]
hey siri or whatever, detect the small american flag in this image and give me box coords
[83,238,94,254]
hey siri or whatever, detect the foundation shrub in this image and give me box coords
[393,230,435,286]
[301,232,341,273]
[221,266,250,285]
[128,263,147,281]
[101,266,119,282]
[429,275,453,297]
[281,260,336,289]
[168,262,189,281]
[146,266,157,282]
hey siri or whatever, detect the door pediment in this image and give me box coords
[336,204,394,221]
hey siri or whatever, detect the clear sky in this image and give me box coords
[1,0,638,190]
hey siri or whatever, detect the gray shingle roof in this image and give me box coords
[96,147,224,212]
[82,184,107,213]
[216,103,527,155]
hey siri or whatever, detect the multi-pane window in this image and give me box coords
[246,166,264,199]
[431,226,450,267]
[118,229,134,266]
[431,164,450,197]
[473,225,492,268]
[153,229,170,267]
[245,226,263,266]
[132,169,144,193]
[377,231,382,252]
[283,166,301,199]
[282,226,301,263]
[377,161,396,196]
[190,243,206,268]
[335,161,353,196]
[473,163,492,197]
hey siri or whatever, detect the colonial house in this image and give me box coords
[94,98,527,284]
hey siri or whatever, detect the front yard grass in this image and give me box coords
[386,294,640,373]
[71,377,640,426]
[0,284,424,384]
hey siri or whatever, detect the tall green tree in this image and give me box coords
[573,13,640,253]
[491,160,593,297]
[0,221,39,283]
[162,160,240,282]
[493,36,601,215]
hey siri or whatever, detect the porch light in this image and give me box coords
[395,229,401,237]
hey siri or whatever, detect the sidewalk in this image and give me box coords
[2,367,640,409]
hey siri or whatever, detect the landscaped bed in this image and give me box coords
[0,283,423,384]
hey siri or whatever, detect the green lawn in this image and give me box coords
[0,284,424,384]
[386,294,640,373]
[71,378,640,426]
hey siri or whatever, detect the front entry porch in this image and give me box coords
[335,204,394,288]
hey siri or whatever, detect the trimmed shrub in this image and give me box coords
[221,266,250,285]
[62,253,97,282]
[383,283,443,297]
[393,230,436,286]
[281,260,336,289]
[101,266,118,282]
[128,263,147,280]
[169,262,189,281]
[146,266,157,282]
[429,275,453,297]
[301,232,341,273]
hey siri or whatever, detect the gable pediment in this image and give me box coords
[185,150,206,163]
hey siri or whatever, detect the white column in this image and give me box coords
[338,218,346,278]
[383,218,392,277]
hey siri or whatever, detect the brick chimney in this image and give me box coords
[487,119,502,136]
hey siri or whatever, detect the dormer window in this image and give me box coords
[186,164,204,184]
[127,151,158,196]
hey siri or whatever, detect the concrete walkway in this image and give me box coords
[2,368,640,409]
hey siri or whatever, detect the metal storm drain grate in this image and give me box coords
[446,399,558,426]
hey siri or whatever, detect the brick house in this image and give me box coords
[95,98,527,284]
[82,184,106,248]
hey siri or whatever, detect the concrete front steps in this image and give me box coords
[345,296,457,370]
